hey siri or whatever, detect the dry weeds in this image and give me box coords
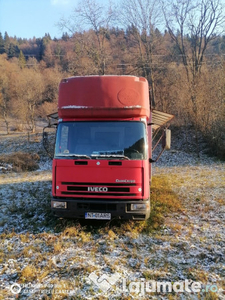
[0,152,40,172]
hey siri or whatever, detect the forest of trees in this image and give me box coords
[0,0,224,158]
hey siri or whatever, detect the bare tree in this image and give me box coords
[0,54,15,134]
[58,0,117,75]
[162,0,225,153]
[120,0,163,107]
[13,68,44,133]
[0,90,9,134]
[0,76,10,134]
[162,0,225,111]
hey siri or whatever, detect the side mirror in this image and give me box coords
[162,129,171,150]
[43,126,56,159]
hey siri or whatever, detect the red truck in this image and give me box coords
[44,75,173,220]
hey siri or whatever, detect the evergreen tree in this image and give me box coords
[44,33,51,41]
[4,31,10,54]
[7,43,20,58]
[4,31,10,42]
[0,32,5,54]
[62,32,69,41]
[17,37,24,45]
[36,35,51,60]
[36,38,44,60]
[18,50,26,68]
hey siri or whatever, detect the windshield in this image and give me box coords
[55,121,147,160]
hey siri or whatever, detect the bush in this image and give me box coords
[0,152,40,172]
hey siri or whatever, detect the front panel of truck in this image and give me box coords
[51,120,150,220]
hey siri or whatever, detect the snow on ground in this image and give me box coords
[0,130,224,299]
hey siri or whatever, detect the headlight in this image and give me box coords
[52,201,67,209]
[130,203,146,210]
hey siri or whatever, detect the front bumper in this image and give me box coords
[51,197,150,220]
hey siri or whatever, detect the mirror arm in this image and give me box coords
[149,128,171,163]
[149,147,165,163]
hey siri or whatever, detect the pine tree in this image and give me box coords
[4,31,10,42]
[7,43,19,58]
[4,31,10,54]
[18,50,26,68]
[0,32,5,54]
[62,32,69,41]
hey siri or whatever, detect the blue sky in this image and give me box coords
[0,0,116,39]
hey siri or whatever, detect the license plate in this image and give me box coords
[85,212,111,220]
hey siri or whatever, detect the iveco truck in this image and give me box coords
[44,76,173,220]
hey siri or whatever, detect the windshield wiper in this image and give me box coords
[57,154,91,159]
[91,154,130,160]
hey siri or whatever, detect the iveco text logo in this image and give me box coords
[88,187,108,192]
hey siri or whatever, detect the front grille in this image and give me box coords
[60,182,137,198]
[67,187,129,192]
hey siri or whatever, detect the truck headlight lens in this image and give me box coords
[52,201,67,209]
[131,203,146,211]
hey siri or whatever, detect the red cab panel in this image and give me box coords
[58,76,150,119]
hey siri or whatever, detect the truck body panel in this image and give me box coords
[58,76,150,119]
